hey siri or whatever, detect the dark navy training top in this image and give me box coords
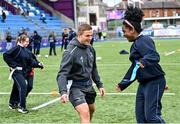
[118,35,165,91]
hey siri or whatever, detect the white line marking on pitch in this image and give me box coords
[164,51,176,56]
[1,63,180,68]
[0,92,175,96]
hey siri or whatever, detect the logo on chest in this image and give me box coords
[80,56,84,63]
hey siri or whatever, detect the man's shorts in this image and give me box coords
[69,85,97,107]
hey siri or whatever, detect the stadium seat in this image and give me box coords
[0,0,69,38]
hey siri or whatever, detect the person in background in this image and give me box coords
[3,35,44,114]
[97,28,102,40]
[57,24,105,123]
[116,6,166,123]
[61,28,68,51]
[25,50,43,98]
[33,31,42,56]
[27,33,34,52]
[18,28,26,36]
[40,13,46,23]
[102,30,107,40]
[48,31,57,56]
[90,30,97,46]
[67,28,76,42]
[1,10,6,23]
[20,33,41,98]
[6,32,13,50]
[90,37,94,46]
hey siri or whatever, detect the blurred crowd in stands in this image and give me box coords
[2,25,109,54]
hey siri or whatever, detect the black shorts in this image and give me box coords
[69,86,97,107]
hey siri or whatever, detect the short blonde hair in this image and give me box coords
[78,24,92,35]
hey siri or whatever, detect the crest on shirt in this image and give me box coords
[80,56,83,63]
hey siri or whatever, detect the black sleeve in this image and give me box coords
[91,47,103,89]
[56,50,73,95]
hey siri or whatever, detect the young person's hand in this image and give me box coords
[116,84,122,92]
[164,84,169,90]
[38,62,44,69]
[139,62,144,68]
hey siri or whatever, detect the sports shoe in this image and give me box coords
[9,103,18,110]
[17,107,29,114]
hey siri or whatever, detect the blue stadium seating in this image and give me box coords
[0,0,69,39]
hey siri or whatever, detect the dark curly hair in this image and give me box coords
[123,6,144,33]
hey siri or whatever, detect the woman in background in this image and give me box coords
[48,31,57,56]
[61,28,68,51]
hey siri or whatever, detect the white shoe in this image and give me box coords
[17,107,29,114]
[37,54,41,57]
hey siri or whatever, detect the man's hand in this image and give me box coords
[116,84,122,92]
[60,94,69,103]
[99,88,105,97]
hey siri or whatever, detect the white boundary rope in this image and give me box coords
[164,51,176,56]
[0,92,175,96]
[31,97,60,110]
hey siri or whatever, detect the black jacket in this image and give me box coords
[33,34,42,44]
[3,45,42,76]
[57,38,103,95]
[118,35,165,91]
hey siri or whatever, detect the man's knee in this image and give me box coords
[76,103,90,117]
[80,108,90,117]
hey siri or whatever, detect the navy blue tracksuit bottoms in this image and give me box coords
[10,72,27,108]
[136,76,166,123]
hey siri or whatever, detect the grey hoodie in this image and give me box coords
[57,38,103,95]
